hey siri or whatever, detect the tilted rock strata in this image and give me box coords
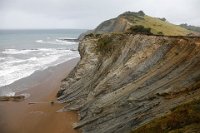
[94,17,132,34]
[58,34,200,133]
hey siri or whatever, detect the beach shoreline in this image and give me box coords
[0,58,80,133]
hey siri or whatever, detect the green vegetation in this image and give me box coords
[131,98,200,133]
[121,11,145,17]
[138,10,145,16]
[121,11,144,22]
[96,35,114,55]
[119,11,193,36]
[96,33,125,55]
[158,18,167,22]
[94,11,195,36]
[127,25,152,35]
[85,33,101,38]
[131,15,193,36]
[157,31,164,35]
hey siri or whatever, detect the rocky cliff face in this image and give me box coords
[58,33,200,133]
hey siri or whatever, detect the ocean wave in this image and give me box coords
[1,48,75,55]
[0,48,79,87]
[35,40,43,43]
[0,92,16,97]
[2,49,35,55]
[58,37,77,40]
[0,57,5,61]
[35,38,78,45]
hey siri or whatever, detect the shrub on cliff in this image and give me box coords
[85,33,101,38]
[121,11,145,17]
[159,17,167,21]
[157,31,164,35]
[127,25,153,35]
[96,33,125,56]
[96,35,113,54]
[138,10,145,16]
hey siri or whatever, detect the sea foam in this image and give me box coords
[0,48,79,87]
[35,38,78,45]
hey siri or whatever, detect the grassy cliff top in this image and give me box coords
[130,15,191,36]
[94,11,197,36]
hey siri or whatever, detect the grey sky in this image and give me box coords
[0,0,199,29]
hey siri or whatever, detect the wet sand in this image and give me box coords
[0,58,80,133]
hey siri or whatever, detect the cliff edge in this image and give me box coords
[58,32,200,133]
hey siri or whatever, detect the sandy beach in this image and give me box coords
[0,58,80,133]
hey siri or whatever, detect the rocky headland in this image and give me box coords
[58,11,200,133]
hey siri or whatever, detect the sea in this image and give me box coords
[0,29,86,96]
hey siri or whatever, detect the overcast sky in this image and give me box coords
[0,0,199,29]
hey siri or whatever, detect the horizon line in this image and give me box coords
[0,28,90,30]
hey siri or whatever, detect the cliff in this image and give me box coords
[58,32,200,133]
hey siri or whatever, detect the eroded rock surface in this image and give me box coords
[58,34,200,133]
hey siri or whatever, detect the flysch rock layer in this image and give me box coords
[58,34,200,133]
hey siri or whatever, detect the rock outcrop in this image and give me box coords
[93,17,132,34]
[58,33,200,133]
